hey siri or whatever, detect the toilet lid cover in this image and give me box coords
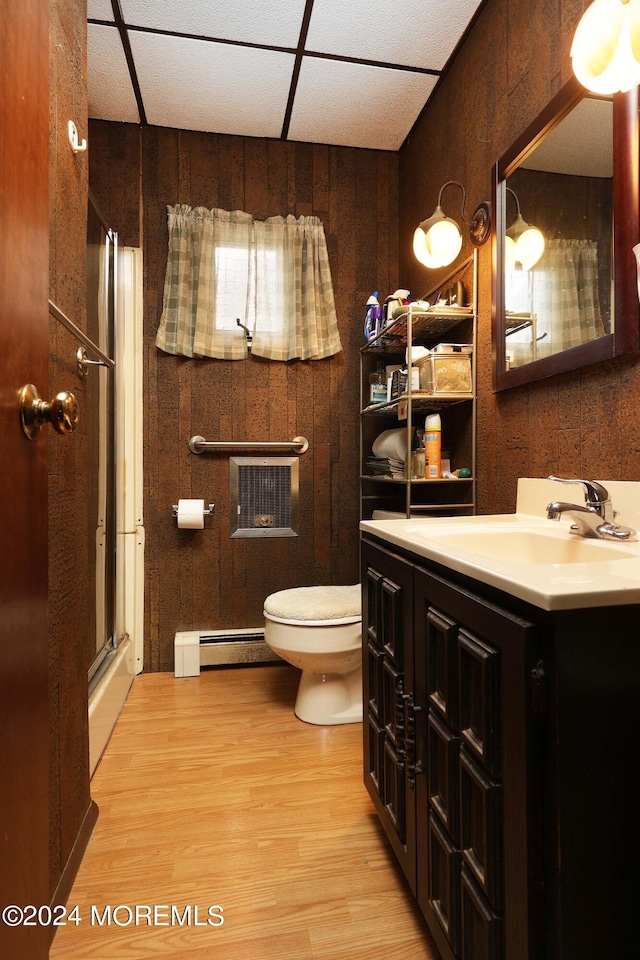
[264,584,361,621]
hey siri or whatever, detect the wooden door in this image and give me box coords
[0,1,51,957]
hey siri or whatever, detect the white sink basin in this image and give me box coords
[407,528,636,566]
[361,479,640,611]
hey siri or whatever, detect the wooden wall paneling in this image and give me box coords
[189,365,222,628]
[177,129,191,204]
[178,359,194,633]
[88,121,141,247]
[354,153,379,303]
[528,380,560,478]
[267,361,289,440]
[87,123,110,211]
[268,139,289,212]
[313,440,332,580]
[579,360,622,477]
[48,0,96,906]
[91,122,398,668]
[313,144,330,214]
[245,137,270,218]
[58,597,85,848]
[190,132,219,206]
[285,141,296,212]
[230,538,248,627]
[295,141,314,214]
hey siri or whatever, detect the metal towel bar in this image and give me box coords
[188,435,309,455]
[49,299,115,370]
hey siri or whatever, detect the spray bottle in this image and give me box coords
[364,291,380,341]
[424,413,442,479]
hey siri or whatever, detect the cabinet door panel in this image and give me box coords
[384,739,406,843]
[366,640,384,719]
[428,813,461,956]
[366,567,383,648]
[460,747,502,910]
[427,607,459,727]
[428,709,460,843]
[459,629,501,777]
[366,713,385,801]
[381,576,404,666]
[382,658,405,750]
[461,864,503,960]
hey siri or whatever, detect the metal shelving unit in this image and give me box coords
[359,250,478,520]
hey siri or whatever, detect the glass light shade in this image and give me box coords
[413,207,462,268]
[506,214,545,270]
[571,0,640,94]
[504,234,516,273]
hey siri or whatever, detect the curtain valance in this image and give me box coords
[155,205,342,361]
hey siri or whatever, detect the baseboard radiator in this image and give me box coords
[174,627,282,677]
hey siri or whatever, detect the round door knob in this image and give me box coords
[19,384,79,439]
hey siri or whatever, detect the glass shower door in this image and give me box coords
[86,194,116,682]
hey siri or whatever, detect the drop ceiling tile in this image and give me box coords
[88,24,140,124]
[287,58,437,150]
[128,32,295,138]
[120,0,306,48]
[88,0,114,21]
[306,0,484,70]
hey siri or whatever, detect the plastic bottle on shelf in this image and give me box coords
[424,413,442,479]
[369,361,387,404]
[364,291,380,341]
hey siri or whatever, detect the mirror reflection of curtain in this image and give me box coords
[506,238,604,354]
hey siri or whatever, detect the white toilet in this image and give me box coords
[263,584,362,725]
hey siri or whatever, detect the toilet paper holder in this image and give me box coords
[172,503,215,517]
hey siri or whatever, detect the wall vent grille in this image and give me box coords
[230,457,299,537]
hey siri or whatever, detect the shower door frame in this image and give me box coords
[86,192,118,683]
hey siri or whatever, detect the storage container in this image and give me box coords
[430,343,473,355]
[416,351,472,395]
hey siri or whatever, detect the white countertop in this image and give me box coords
[360,478,640,611]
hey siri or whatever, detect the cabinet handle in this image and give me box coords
[403,693,424,786]
[530,660,546,717]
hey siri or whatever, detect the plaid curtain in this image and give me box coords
[155,205,342,361]
[533,239,605,351]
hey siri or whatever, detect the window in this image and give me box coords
[156,205,341,362]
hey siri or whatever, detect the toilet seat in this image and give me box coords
[264,611,360,627]
[263,584,361,623]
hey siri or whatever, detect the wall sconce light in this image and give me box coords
[504,187,545,271]
[413,180,492,269]
[571,0,640,94]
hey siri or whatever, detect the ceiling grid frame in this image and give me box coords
[87,0,487,150]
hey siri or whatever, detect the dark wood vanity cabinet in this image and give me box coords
[362,540,416,889]
[361,534,640,960]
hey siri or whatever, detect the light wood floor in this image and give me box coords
[50,665,439,960]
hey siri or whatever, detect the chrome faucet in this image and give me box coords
[546,476,637,541]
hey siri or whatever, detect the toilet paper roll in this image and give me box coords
[176,498,205,529]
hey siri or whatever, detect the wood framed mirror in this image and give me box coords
[492,77,640,391]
